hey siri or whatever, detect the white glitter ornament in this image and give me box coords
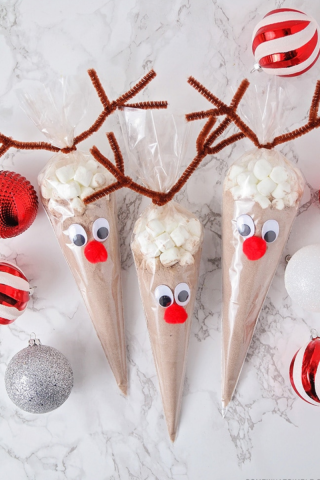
[5,335,73,413]
[285,244,320,312]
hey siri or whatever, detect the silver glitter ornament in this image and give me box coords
[5,335,73,414]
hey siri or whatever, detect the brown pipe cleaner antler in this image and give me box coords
[186,76,320,150]
[0,69,168,159]
[83,79,249,206]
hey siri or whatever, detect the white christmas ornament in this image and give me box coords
[285,244,320,312]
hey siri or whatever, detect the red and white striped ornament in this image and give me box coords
[0,262,32,325]
[252,8,320,77]
[290,332,320,405]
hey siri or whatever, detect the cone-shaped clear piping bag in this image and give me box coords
[19,79,128,394]
[119,108,204,440]
[221,77,304,412]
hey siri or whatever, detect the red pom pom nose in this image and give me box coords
[84,240,108,264]
[164,303,188,324]
[243,236,267,261]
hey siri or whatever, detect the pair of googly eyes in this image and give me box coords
[236,215,279,243]
[68,218,110,247]
[155,283,190,308]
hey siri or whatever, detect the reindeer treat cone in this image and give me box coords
[121,110,204,440]
[132,200,203,441]
[86,96,246,438]
[186,75,320,411]
[19,71,167,393]
[222,147,304,409]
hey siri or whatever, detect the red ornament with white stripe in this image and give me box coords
[289,332,320,405]
[252,8,320,77]
[0,262,32,325]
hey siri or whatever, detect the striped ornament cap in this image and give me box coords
[252,8,320,77]
[290,333,320,405]
[0,262,32,325]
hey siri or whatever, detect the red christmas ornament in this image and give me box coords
[252,8,320,77]
[0,262,32,325]
[289,332,320,405]
[0,171,38,239]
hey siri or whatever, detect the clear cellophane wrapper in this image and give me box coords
[20,79,127,392]
[221,77,305,410]
[120,108,204,440]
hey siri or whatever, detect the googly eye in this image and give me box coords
[155,285,173,308]
[93,218,110,242]
[174,283,190,306]
[236,214,255,238]
[262,219,279,243]
[68,224,87,247]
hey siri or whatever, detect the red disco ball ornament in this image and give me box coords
[252,8,320,77]
[290,333,320,405]
[0,261,32,325]
[0,171,38,238]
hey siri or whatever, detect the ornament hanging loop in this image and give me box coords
[310,328,318,340]
[29,332,41,346]
[250,63,262,74]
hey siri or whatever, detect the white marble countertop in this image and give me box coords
[1,0,320,478]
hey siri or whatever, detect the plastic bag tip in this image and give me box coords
[221,402,230,418]
[169,431,176,442]
[119,383,128,396]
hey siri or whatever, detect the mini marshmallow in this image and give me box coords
[71,197,86,215]
[247,159,256,171]
[164,217,178,234]
[86,159,99,172]
[74,166,93,187]
[257,177,276,196]
[179,249,194,266]
[183,235,200,255]
[270,166,288,184]
[56,164,75,184]
[170,225,190,247]
[229,165,244,180]
[230,186,243,199]
[47,177,60,190]
[254,194,271,209]
[58,181,81,200]
[80,187,95,200]
[90,173,106,188]
[173,213,188,227]
[237,172,258,186]
[284,191,299,207]
[186,218,202,238]
[160,247,180,267]
[253,159,272,180]
[142,242,161,258]
[224,177,237,191]
[137,230,151,249]
[242,182,258,197]
[281,181,291,193]
[272,198,284,210]
[41,185,52,199]
[154,232,175,252]
[272,182,291,199]
[146,219,165,238]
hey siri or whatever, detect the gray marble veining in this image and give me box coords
[1,0,320,478]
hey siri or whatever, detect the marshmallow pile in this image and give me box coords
[225,151,302,210]
[133,209,202,268]
[41,157,113,215]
